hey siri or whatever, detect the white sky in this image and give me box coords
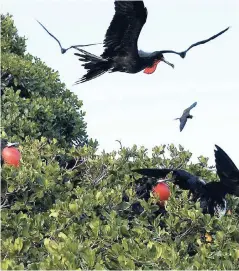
[2,0,239,165]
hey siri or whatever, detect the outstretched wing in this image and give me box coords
[159,27,229,58]
[214,145,239,196]
[132,168,172,178]
[37,20,101,54]
[179,117,188,132]
[183,27,229,56]
[133,168,205,194]
[101,1,148,59]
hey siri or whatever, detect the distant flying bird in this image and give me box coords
[36,20,102,54]
[74,1,229,83]
[175,102,197,132]
[132,145,239,217]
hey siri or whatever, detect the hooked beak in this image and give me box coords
[161,57,174,69]
[157,178,174,183]
[6,142,19,147]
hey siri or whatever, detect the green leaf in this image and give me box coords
[122,238,128,251]
[58,232,67,240]
[1,259,11,270]
[14,237,23,252]
[69,203,78,213]
[8,185,15,193]
[49,210,59,218]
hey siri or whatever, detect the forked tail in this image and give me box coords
[74,49,111,84]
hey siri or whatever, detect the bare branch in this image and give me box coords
[92,165,108,186]
[115,139,123,150]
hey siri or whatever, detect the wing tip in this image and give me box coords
[214,144,225,155]
[215,144,220,150]
[221,26,230,34]
[36,19,45,28]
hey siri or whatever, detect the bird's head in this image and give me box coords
[6,142,19,147]
[157,177,174,184]
[1,139,19,150]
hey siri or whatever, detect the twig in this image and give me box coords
[0,198,10,209]
[92,165,108,186]
[115,139,123,150]
[177,226,194,240]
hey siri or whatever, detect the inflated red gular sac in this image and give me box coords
[153,182,171,206]
[143,60,161,74]
[119,175,169,220]
[1,139,21,167]
[131,173,171,210]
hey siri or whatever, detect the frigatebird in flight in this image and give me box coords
[132,145,239,217]
[175,102,197,132]
[74,1,229,83]
[37,20,102,54]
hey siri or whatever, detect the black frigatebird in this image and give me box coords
[36,20,102,54]
[175,102,197,132]
[1,139,19,166]
[132,145,239,217]
[74,1,229,83]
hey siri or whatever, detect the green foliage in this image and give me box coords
[1,14,239,270]
[1,14,97,148]
[1,14,26,56]
[1,140,239,270]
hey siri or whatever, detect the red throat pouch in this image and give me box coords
[143,60,161,74]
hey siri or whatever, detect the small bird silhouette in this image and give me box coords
[36,20,102,54]
[132,145,239,217]
[175,102,197,132]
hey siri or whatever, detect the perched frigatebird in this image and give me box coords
[1,139,19,166]
[132,145,239,217]
[175,102,197,132]
[74,1,229,83]
[37,20,102,54]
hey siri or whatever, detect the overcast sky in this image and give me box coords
[2,0,239,165]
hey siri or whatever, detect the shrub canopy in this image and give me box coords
[1,14,96,148]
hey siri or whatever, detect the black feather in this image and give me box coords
[160,27,230,58]
[214,145,239,196]
[102,0,147,59]
[37,20,101,54]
